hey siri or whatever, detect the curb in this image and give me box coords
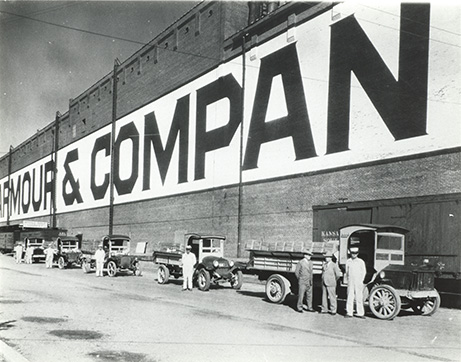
[0,340,30,362]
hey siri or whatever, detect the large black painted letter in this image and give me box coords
[62,150,83,206]
[143,95,189,189]
[195,74,243,180]
[243,43,316,170]
[91,133,111,200]
[326,3,430,153]
[114,122,139,195]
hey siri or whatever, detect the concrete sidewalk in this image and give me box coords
[0,340,30,362]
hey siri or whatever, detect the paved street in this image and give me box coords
[0,254,460,362]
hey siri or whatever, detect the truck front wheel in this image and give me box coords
[58,256,66,269]
[82,261,91,273]
[106,261,117,277]
[157,265,169,284]
[197,269,211,291]
[369,284,401,320]
[265,274,290,304]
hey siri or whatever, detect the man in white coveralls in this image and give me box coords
[181,244,197,291]
[94,243,106,277]
[345,246,367,318]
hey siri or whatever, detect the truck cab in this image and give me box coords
[339,224,440,319]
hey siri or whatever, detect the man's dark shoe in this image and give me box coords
[345,314,353,318]
[297,309,303,313]
[182,289,187,292]
[306,308,315,312]
[329,312,337,315]
[356,315,365,319]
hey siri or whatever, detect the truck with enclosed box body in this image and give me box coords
[244,224,440,320]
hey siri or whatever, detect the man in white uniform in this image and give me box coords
[345,246,367,318]
[94,244,106,277]
[45,243,55,268]
[181,245,197,291]
[14,242,23,263]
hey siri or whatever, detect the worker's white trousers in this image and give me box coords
[346,281,365,317]
[96,261,104,276]
[183,270,194,290]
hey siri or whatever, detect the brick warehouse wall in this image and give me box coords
[1,0,460,270]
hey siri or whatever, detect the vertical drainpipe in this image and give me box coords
[51,111,60,229]
[7,145,12,226]
[109,59,120,236]
[237,34,247,258]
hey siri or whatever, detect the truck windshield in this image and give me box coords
[377,235,402,251]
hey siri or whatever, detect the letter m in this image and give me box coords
[143,95,189,189]
[327,3,430,153]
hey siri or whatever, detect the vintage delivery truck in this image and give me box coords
[81,235,141,277]
[244,224,441,320]
[153,233,243,291]
[53,236,83,269]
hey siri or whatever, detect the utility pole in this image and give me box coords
[7,145,12,226]
[109,59,120,236]
[237,34,248,258]
[51,111,61,228]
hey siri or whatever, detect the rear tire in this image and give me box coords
[265,274,290,304]
[230,270,243,290]
[157,265,169,284]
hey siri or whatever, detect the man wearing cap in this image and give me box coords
[45,243,55,268]
[181,244,197,291]
[295,250,314,313]
[94,244,106,277]
[345,246,367,318]
[321,252,342,315]
[14,242,23,263]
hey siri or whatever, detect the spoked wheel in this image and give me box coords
[369,284,401,320]
[230,270,243,290]
[265,274,290,304]
[412,292,441,316]
[197,269,211,291]
[82,261,91,273]
[157,265,170,284]
[58,256,66,269]
[133,265,142,276]
[106,261,117,277]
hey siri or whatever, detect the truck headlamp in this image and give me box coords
[379,271,386,279]
[213,260,219,268]
[229,260,235,267]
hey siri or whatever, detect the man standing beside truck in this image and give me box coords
[345,246,367,318]
[181,245,196,291]
[320,252,342,315]
[295,250,314,313]
[14,242,23,263]
[94,244,105,277]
